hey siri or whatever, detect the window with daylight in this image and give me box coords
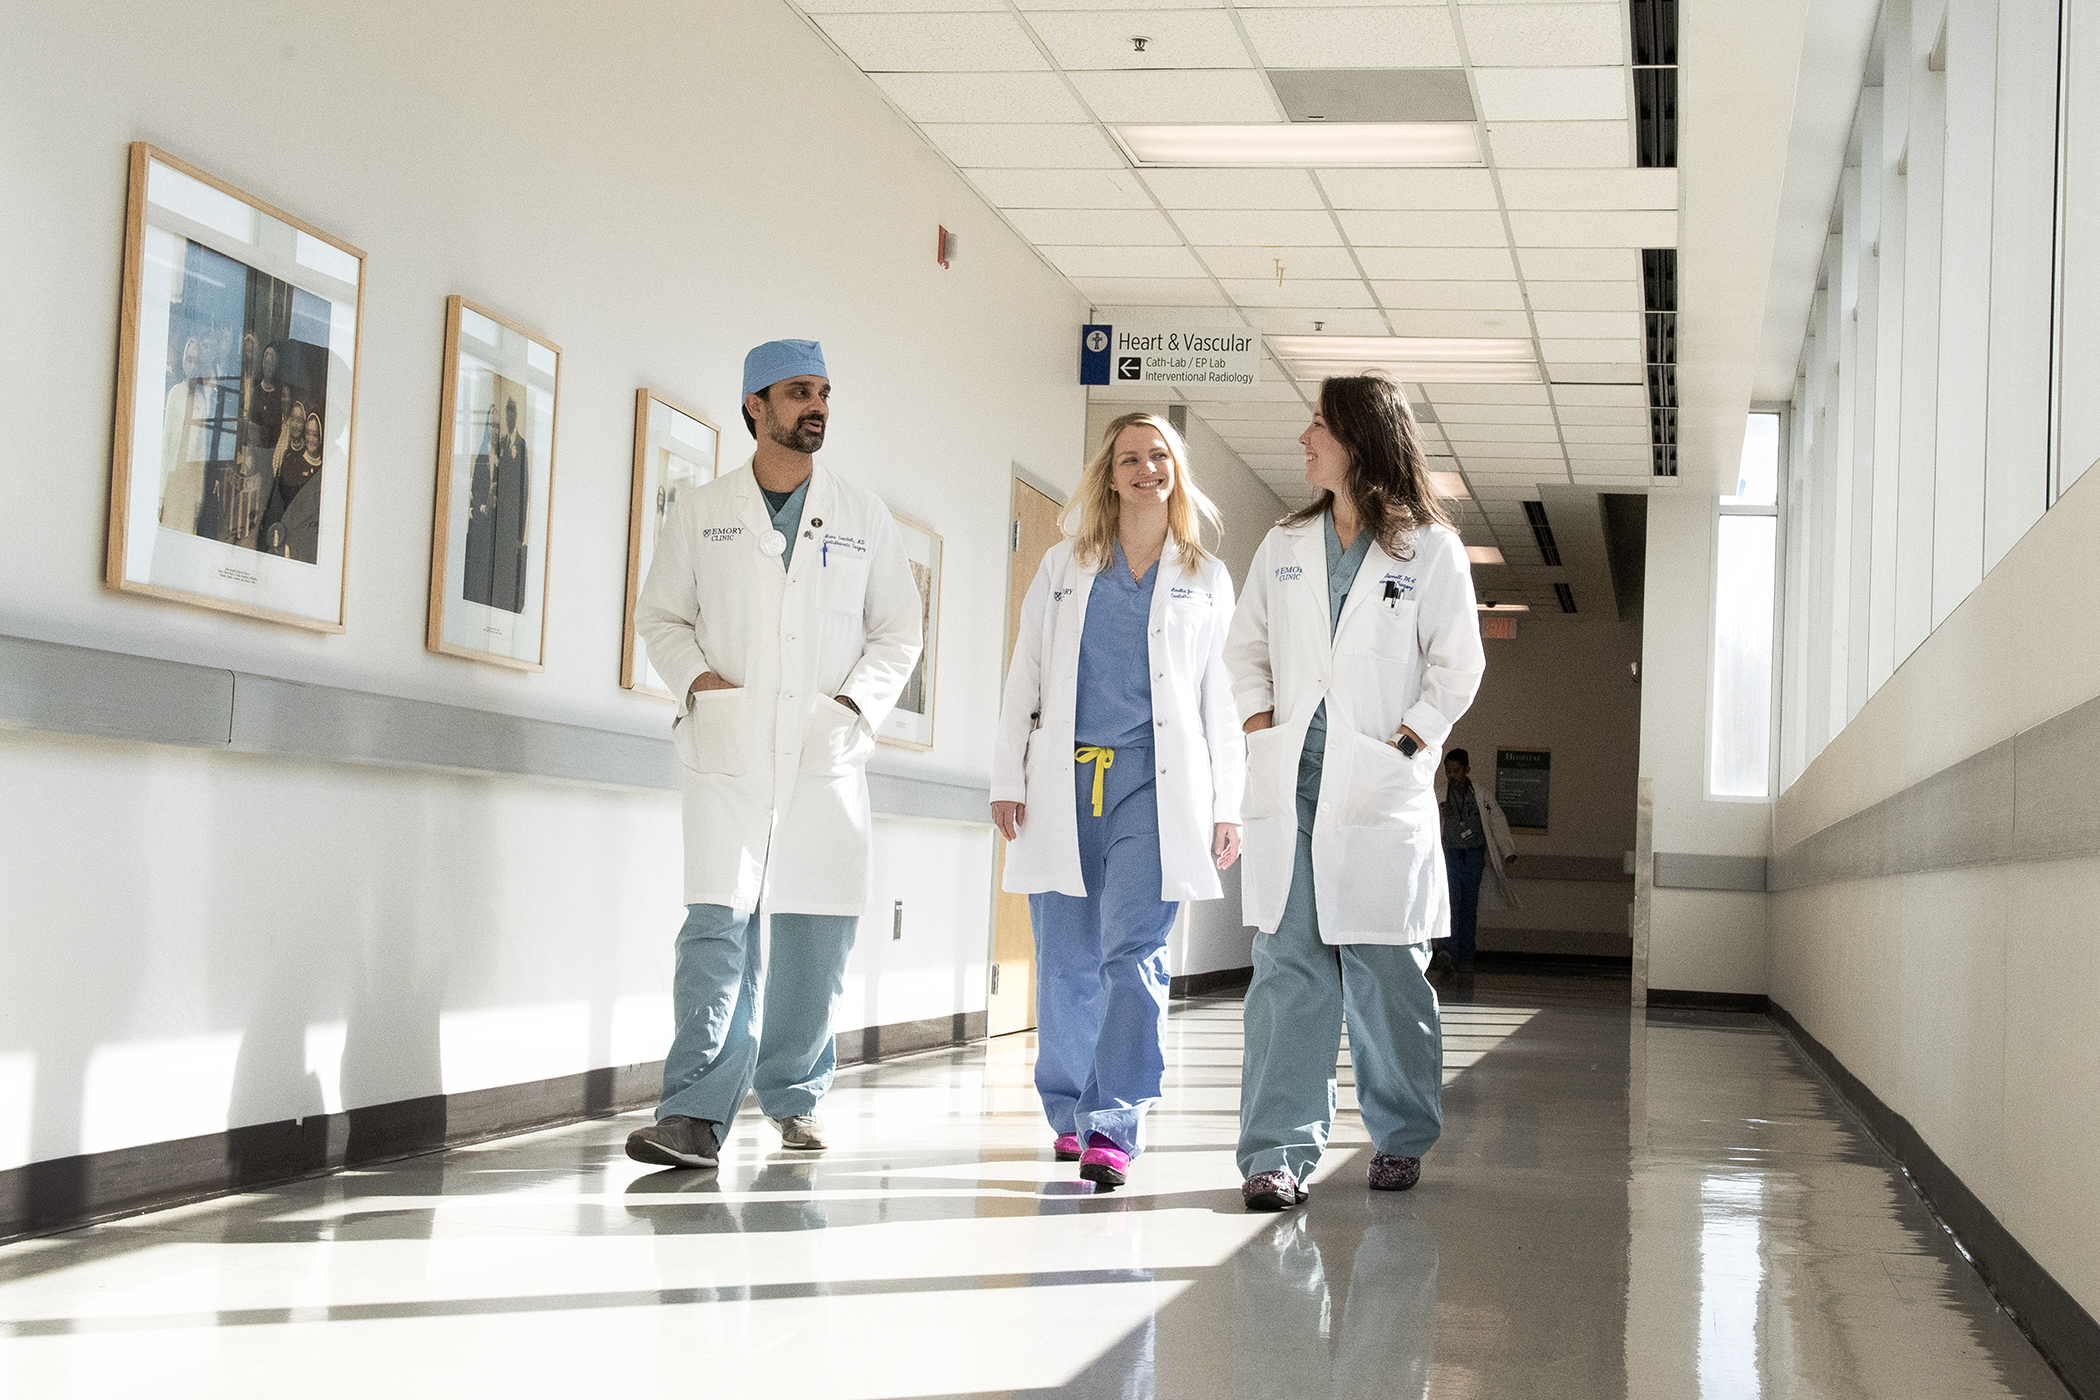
[1709,414,1780,798]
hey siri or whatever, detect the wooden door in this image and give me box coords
[988,479,1064,1036]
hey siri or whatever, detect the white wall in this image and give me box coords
[0,0,1085,1168]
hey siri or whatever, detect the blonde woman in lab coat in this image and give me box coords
[991,412,1244,1190]
[1225,373,1485,1211]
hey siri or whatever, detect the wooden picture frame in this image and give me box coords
[622,388,723,698]
[878,511,942,751]
[426,296,561,670]
[106,142,366,631]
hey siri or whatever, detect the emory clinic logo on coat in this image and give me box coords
[1274,564,1305,582]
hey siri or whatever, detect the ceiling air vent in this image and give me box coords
[1630,0,1678,168]
[1522,500,1561,566]
[1643,248,1678,478]
[1268,69,1478,124]
[1555,583,1577,614]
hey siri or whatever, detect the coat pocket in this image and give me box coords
[800,697,875,778]
[675,687,747,776]
[1340,730,1434,827]
[1241,725,1295,821]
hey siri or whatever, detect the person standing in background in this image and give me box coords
[1226,372,1484,1212]
[629,339,921,1170]
[1431,748,1518,983]
[991,412,1244,1191]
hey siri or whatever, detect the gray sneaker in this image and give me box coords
[772,1114,828,1151]
[625,1115,719,1168]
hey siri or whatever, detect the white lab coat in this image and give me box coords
[1435,773,1522,911]
[1225,518,1484,944]
[992,540,1245,902]
[636,459,923,915]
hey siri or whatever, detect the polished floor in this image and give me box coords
[0,971,2071,1399]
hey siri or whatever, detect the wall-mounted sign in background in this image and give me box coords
[1495,747,1551,833]
[1079,322,1261,391]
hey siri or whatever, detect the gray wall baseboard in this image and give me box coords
[1170,966,1253,999]
[1769,1000,2100,1400]
[0,1010,984,1246]
[0,632,990,823]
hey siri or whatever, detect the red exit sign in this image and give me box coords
[1480,615,1517,640]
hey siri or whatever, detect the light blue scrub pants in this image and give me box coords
[1029,745,1181,1155]
[656,901,858,1138]
[1237,738,1444,1182]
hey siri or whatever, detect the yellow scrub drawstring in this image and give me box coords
[1074,746,1115,816]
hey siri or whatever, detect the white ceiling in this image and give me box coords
[791,0,1687,615]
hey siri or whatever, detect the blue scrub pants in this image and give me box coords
[1029,744,1180,1155]
[657,901,857,1137]
[1439,844,1487,968]
[1237,739,1443,1182]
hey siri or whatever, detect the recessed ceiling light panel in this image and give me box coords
[1270,336,1533,362]
[1113,123,1482,168]
[1283,359,1540,384]
[1465,546,1505,564]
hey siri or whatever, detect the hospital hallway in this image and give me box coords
[0,976,2068,1400]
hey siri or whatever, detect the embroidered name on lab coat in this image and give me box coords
[1169,586,1211,605]
[818,532,869,557]
[702,526,745,543]
[1380,571,1418,598]
[1274,564,1305,582]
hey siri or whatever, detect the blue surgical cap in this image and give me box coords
[742,339,828,397]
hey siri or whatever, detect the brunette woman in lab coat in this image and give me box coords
[991,413,1245,1190]
[1225,374,1485,1211]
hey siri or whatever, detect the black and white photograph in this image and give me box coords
[107,144,363,629]
[426,296,560,670]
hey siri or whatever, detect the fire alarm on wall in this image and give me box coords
[937,225,957,269]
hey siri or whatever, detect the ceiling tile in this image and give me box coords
[1449,440,1564,458]
[1239,8,1462,66]
[1548,384,1648,406]
[1444,422,1561,442]
[1498,168,1681,211]
[919,123,1127,168]
[1459,4,1627,66]
[1318,168,1500,210]
[1555,405,1649,426]
[1432,402,1556,424]
[1565,442,1651,461]
[1022,0,1232,8]
[1073,276,1227,304]
[1069,69,1279,122]
[1473,68,1627,122]
[1356,246,1519,279]
[1540,337,1643,360]
[1141,168,1326,209]
[964,168,1157,209]
[1172,208,1343,244]
[1383,308,1532,337]
[871,72,1090,123]
[814,12,1050,71]
[1485,121,1631,168]
[1027,10,1252,69]
[1546,362,1644,382]
[807,0,1005,9]
[1560,425,1650,444]
[1371,280,1527,310]
[1338,209,1508,247]
[1524,279,1642,310]
[1200,245,1362,279]
[1040,244,1211,277]
[1510,210,1678,247]
[1532,310,1643,338]
[1423,383,1551,404]
[1239,306,1392,335]
[1220,278,1377,307]
[1195,402,1318,422]
[1519,247,1641,280]
[1005,206,1186,243]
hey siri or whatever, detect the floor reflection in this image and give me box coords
[0,978,2076,1399]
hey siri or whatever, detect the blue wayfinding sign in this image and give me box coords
[1080,324,1112,385]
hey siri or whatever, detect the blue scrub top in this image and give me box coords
[1074,540,1159,750]
[1298,511,1372,827]
[760,478,810,571]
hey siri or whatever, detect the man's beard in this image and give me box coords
[768,414,825,454]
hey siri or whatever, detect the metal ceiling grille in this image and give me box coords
[1523,500,1562,566]
[1555,582,1578,613]
[1643,247,1678,478]
[1631,0,1679,168]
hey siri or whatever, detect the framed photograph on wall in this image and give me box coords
[426,296,560,669]
[878,512,942,751]
[106,143,364,631]
[622,388,722,697]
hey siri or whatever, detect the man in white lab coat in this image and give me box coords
[628,339,922,1169]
